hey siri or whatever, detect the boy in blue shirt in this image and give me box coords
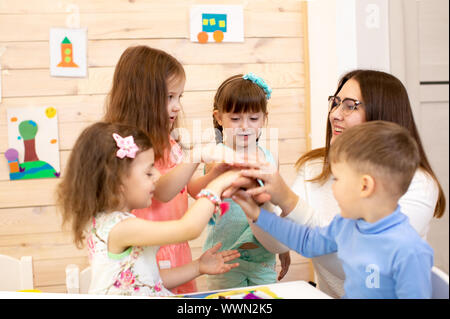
[233,121,433,298]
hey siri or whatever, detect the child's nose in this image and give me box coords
[172,103,181,112]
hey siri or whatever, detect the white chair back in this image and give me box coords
[0,255,33,291]
[431,266,449,299]
[65,264,91,294]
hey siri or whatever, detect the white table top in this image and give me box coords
[0,280,331,299]
[183,280,332,299]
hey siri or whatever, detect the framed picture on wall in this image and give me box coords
[49,28,87,77]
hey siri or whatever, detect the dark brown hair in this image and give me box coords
[103,45,185,161]
[213,74,268,143]
[329,121,420,197]
[296,69,445,218]
[56,122,153,248]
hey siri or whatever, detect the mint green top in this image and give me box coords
[203,144,277,263]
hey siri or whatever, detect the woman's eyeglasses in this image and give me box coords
[328,96,363,116]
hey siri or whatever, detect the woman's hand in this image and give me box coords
[238,164,299,215]
[239,164,285,204]
[198,243,240,275]
[277,251,291,281]
[222,176,272,204]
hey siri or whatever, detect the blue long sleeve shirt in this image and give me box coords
[255,206,433,299]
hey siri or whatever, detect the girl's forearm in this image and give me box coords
[183,171,238,239]
[111,196,216,251]
[160,260,200,289]
[180,197,216,240]
[154,162,199,202]
[187,167,222,198]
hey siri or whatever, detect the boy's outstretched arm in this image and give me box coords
[233,190,338,258]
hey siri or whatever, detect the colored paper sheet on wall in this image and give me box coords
[190,5,244,43]
[0,46,4,103]
[0,65,2,103]
[49,28,87,77]
[5,106,60,180]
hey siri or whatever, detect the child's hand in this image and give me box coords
[198,243,240,275]
[207,169,242,194]
[200,143,240,164]
[232,190,261,222]
[278,251,291,281]
[210,162,233,176]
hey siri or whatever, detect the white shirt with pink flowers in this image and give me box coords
[86,211,173,296]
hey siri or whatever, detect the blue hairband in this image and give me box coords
[242,73,272,100]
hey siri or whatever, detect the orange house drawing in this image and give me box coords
[57,37,78,68]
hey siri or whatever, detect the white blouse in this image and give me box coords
[286,158,439,298]
[87,211,173,296]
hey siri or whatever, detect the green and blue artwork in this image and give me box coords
[5,107,60,180]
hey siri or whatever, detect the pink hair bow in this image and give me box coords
[112,133,139,159]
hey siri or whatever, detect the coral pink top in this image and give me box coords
[133,137,197,294]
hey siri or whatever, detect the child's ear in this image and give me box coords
[213,110,223,126]
[360,174,375,198]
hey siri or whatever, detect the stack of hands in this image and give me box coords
[197,143,296,281]
[199,142,292,214]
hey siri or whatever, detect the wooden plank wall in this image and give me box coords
[0,0,312,293]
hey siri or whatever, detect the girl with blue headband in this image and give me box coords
[189,73,291,290]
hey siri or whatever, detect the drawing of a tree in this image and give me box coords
[19,120,39,162]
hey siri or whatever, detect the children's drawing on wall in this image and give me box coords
[0,65,2,103]
[5,106,60,180]
[0,47,5,103]
[190,5,244,43]
[49,28,87,77]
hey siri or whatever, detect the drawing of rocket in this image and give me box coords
[57,36,79,68]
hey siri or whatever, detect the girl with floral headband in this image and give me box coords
[189,73,291,290]
[57,122,241,296]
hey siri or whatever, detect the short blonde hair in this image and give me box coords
[329,121,420,197]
